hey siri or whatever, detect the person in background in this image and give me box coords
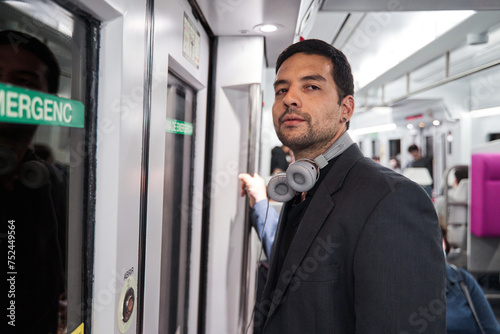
[442,226,500,334]
[435,165,469,226]
[407,144,434,196]
[389,156,401,173]
[270,145,293,175]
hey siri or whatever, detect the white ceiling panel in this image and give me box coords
[196,0,302,66]
[305,11,347,44]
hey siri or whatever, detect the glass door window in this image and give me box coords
[159,72,196,334]
[0,1,96,333]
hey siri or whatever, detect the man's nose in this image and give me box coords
[283,87,301,108]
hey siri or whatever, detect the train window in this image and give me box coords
[159,72,196,334]
[371,140,379,159]
[389,139,401,159]
[488,133,500,142]
[0,1,96,333]
[425,135,434,158]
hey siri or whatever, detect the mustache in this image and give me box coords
[278,108,311,124]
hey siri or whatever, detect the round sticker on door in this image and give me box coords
[117,276,137,333]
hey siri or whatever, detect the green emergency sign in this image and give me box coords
[166,118,193,135]
[0,82,85,128]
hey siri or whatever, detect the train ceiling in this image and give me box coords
[195,0,302,67]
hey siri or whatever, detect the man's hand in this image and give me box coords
[238,173,267,208]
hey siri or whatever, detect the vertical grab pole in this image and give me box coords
[239,83,262,333]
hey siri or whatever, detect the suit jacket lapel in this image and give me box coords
[263,145,365,327]
[265,183,334,319]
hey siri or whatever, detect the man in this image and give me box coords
[0,30,65,334]
[252,39,446,333]
[407,144,434,197]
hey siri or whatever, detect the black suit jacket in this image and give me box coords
[255,144,446,333]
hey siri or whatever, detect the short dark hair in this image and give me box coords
[275,39,354,103]
[0,30,60,94]
[454,166,469,184]
[275,39,354,130]
[408,144,419,153]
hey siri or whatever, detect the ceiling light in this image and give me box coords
[407,124,414,129]
[469,107,500,118]
[350,123,397,136]
[254,24,280,33]
[260,25,277,32]
[432,120,441,126]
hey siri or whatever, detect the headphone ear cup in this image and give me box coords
[286,161,317,192]
[267,173,296,202]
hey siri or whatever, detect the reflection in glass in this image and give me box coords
[0,1,90,332]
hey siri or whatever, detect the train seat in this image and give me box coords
[447,179,469,248]
[470,153,500,237]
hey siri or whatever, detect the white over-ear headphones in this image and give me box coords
[267,132,354,202]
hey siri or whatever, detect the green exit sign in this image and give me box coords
[0,82,85,128]
[166,118,193,135]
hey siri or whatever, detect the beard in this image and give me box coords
[276,124,315,151]
[275,108,335,152]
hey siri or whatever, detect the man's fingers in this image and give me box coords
[239,173,250,197]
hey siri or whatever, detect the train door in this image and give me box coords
[0,1,97,333]
[159,72,196,334]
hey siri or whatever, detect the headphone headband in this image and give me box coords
[314,132,354,168]
[267,132,355,202]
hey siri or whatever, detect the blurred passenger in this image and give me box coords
[389,156,401,173]
[442,226,500,334]
[371,156,380,163]
[249,39,445,333]
[407,144,434,197]
[435,165,469,226]
[0,30,65,334]
[270,145,293,175]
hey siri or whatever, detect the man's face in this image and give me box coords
[0,44,48,189]
[410,150,421,161]
[272,53,348,156]
[0,44,49,92]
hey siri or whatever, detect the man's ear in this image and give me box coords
[341,95,355,122]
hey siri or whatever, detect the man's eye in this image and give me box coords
[275,88,287,96]
[307,85,319,90]
[14,78,37,89]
